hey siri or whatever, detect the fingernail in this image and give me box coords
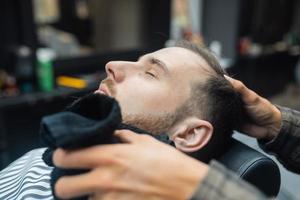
[224,75,233,81]
[114,130,121,135]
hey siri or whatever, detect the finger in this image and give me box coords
[53,144,130,169]
[115,129,146,143]
[55,170,105,199]
[224,75,260,104]
[241,124,266,139]
[224,75,249,94]
[55,168,129,199]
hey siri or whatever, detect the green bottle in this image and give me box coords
[36,49,55,92]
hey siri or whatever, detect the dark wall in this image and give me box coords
[0,0,36,77]
[239,0,295,44]
[202,0,240,60]
[0,0,21,72]
[142,0,171,50]
[229,53,299,98]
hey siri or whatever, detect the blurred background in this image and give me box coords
[0,0,299,198]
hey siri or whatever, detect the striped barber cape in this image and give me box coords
[0,148,53,200]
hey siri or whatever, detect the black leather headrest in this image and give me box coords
[217,138,281,197]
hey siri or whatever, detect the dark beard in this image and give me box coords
[122,112,177,135]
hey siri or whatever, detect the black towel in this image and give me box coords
[40,93,172,200]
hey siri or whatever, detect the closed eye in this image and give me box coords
[146,71,156,77]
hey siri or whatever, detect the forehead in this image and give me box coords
[149,47,212,75]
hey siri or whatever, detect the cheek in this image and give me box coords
[114,78,182,115]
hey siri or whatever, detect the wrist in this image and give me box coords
[182,159,209,200]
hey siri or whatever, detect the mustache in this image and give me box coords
[101,78,116,96]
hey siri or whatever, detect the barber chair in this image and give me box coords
[217,138,281,197]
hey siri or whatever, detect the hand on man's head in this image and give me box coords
[53,130,209,200]
[225,75,282,140]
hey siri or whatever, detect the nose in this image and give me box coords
[105,61,137,83]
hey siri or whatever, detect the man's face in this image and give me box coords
[95,47,211,134]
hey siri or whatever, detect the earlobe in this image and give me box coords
[171,119,213,153]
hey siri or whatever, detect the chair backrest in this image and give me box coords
[217,139,281,197]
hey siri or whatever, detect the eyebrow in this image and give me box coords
[138,55,170,75]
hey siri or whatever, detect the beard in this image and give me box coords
[101,78,186,135]
[122,96,195,135]
[122,112,177,135]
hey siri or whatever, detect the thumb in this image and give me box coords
[114,130,141,143]
[224,75,259,104]
[241,124,267,139]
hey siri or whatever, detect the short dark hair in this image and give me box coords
[175,40,246,162]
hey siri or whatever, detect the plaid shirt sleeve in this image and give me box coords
[259,106,300,173]
[190,160,273,200]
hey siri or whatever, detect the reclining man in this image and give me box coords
[0,41,245,199]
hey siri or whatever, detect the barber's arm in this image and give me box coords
[53,130,271,200]
[226,76,300,173]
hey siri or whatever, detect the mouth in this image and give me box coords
[94,84,111,96]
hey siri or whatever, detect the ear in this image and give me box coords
[170,117,213,153]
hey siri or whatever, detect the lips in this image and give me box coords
[95,84,111,96]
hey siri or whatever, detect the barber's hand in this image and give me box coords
[225,76,282,140]
[53,130,209,200]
